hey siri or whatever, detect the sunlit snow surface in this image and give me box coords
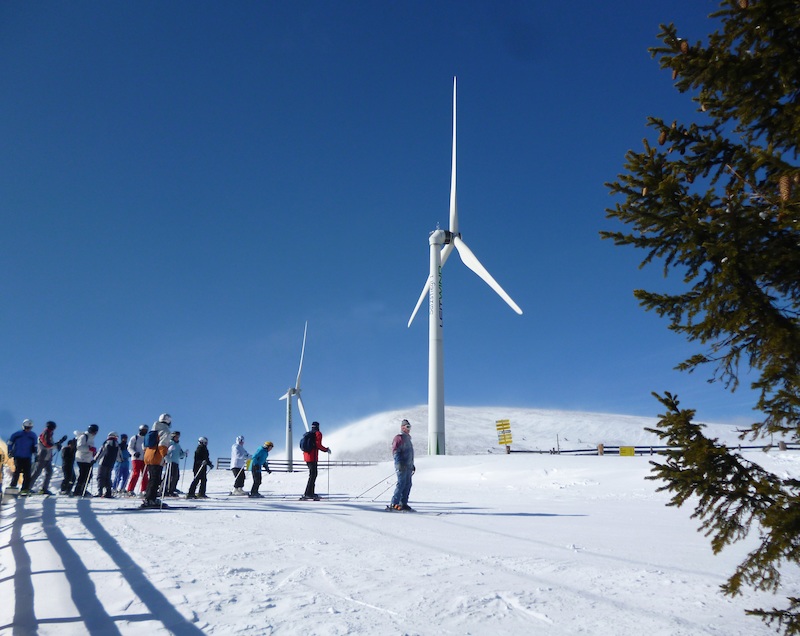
[2,406,798,635]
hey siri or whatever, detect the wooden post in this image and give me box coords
[597,444,604,456]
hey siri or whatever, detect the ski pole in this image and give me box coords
[353,473,396,499]
[327,454,330,499]
[180,453,188,491]
[81,464,94,497]
[160,461,171,510]
[233,464,246,493]
[371,481,395,502]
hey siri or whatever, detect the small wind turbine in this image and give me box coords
[408,77,523,455]
[279,321,310,471]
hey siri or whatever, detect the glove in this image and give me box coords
[267,469,272,474]
[412,465,416,475]
[91,459,96,465]
[134,452,141,458]
[90,447,96,454]
[56,443,63,451]
[326,449,331,454]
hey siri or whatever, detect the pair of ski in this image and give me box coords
[137,501,198,511]
[384,505,416,513]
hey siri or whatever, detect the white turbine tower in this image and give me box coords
[279,321,310,471]
[408,77,523,455]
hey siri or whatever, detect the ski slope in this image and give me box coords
[2,407,798,635]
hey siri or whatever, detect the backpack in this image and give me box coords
[299,431,316,453]
[145,429,159,449]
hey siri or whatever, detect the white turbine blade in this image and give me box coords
[440,241,455,266]
[297,394,310,432]
[408,242,456,328]
[453,235,523,315]
[279,390,289,401]
[449,76,458,236]
[408,276,432,328]
[295,321,307,389]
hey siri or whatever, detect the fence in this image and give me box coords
[510,442,800,456]
[213,458,377,471]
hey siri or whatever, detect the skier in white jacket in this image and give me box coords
[73,424,99,497]
[230,436,251,495]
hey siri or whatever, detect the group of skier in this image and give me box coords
[3,415,190,505]
[3,415,417,510]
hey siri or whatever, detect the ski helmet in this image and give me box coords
[311,421,320,430]
[198,436,208,444]
[88,424,99,434]
[263,441,273,449]
[236,435,244,444]
[46,421,57,430]
[107,431,118,439]
[22,419,33,429]
[171,431,180,438]
[139,424,148,433]
[158,413,171,425]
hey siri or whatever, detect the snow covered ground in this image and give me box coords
[2,407,798,635]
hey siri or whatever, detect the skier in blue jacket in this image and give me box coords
[249,441,273,498]
[8,419,38,494]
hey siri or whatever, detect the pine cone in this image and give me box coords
[672,69,678,80]
[642,187,648,197]
[680,40,689,54]
[686,173,695,184]
[739,0,749,8]
[658,130,667,146]
[779,175,791,202]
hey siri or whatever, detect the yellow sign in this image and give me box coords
[619,446,635,456]
[496,419,512,446]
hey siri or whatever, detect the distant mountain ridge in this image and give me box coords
[315,405,748,462]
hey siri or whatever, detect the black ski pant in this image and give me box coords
[166,462,180,494]
[250,469,262,495]
[74,462,93,496]
[61,459,75,493]
[304,461,318,498]
[11,457,32,491]
[187,463,208,497]
[144,464,163,502]
[97,464,113,497]
[231,467,246,489]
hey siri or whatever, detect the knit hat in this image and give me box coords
[46,421,57,430]
[311,421,320,429]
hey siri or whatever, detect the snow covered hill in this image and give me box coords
[320,405,751,461]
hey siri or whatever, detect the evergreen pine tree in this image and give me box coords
[602,1,799,632]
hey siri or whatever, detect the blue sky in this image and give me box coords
[1,1,757,450]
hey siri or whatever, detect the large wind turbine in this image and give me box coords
[279,321,310,471]
[408,77,523,455]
